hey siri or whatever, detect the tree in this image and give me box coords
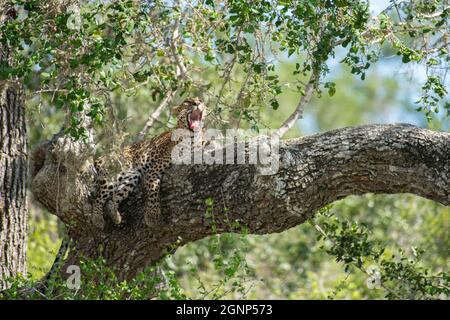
[0,0,448,297]
[0,71,28,289]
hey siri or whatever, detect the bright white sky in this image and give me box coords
[369,0,392,15]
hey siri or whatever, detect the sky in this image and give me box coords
[369,0,392,15]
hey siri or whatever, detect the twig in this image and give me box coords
[418,5,450,19]
[274,71,318,138]
[136,15,189,141]
[135,90,176,141]
[307,219,402,299]
[170,19,188,80]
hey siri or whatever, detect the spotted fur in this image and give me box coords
[93,97,207,227]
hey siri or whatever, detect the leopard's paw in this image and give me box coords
[105,201,122,225]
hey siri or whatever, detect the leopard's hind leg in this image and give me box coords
[142,155,172,227]
[143,171,162,227]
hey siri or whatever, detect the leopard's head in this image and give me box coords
[172,97,207,132]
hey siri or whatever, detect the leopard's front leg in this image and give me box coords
[105,168,143,225]
[93,178,121,228]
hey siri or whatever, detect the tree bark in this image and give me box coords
[30,123,449,282]
[0,80,28,289]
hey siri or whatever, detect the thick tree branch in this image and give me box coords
[30,124,449,281]
[159,124,449,238]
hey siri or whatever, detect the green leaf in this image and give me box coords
[270,99,279,110]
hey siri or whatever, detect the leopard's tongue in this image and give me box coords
[189,120,201,130]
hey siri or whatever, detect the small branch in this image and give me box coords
[418,5,450,19]
[275,71,317,138]
[274,1,446,139]
[307,219,402,299]
[136,18,189,141]
[334,4,450,48]
[170,19,188,80]
[135,90,176,141]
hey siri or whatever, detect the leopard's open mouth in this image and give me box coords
[187,107,203,131]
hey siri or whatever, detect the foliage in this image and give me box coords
[162,198,254,299]
[26,208,61,279]
[1,0,448,140]
[312,205,449,299]
[166,195,448,300]
[1,258,164,300]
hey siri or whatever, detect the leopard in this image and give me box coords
[92,97,207,228]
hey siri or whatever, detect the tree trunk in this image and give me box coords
[0,80,28,289]
[29,123,449,284]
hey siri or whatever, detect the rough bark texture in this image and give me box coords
[0,81,28,289]
[30,123,449,282]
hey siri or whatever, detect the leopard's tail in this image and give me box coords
[41,234,72,294]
